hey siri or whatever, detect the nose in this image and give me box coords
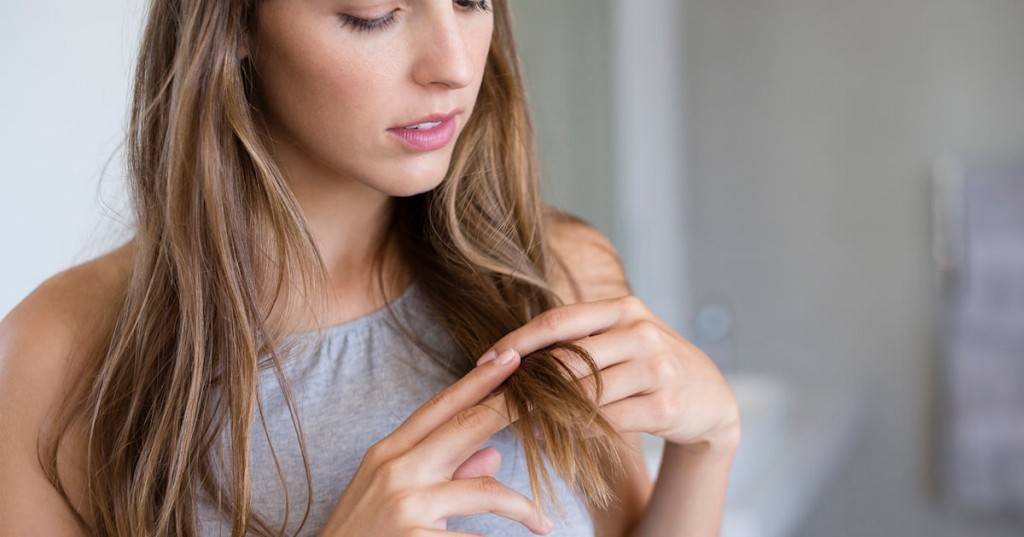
[409,9,476,89]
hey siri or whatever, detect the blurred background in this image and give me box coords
[2,1,1024,536]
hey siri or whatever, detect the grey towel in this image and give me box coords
[937,161,1024,517]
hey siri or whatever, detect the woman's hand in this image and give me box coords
[478,296,741,451]
[320,350,553,536]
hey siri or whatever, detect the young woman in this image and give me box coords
[0,0,740,536]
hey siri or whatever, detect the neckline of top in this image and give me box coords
[287,279,421,340]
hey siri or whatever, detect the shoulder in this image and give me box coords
[0,241,133,528]
[0,239,133,432]
[543,205,631,305]
[0,240,132,375]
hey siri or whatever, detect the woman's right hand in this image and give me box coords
[320,349,554,536]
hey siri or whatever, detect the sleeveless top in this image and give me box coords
[196,280,596,536]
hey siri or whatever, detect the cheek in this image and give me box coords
[471,22,494,80]
[253,9,400,151]
[260,42,388,148]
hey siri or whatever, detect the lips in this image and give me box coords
[390,110,460,131]
[387,110,460,152]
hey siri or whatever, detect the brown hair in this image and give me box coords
[40,0,627,535]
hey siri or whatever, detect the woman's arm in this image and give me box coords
[587,414,738,537]
[629,433,740,537]
[586,432,652,537]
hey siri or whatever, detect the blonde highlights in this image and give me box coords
[40,0,628,535]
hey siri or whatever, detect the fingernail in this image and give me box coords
[496,348,517,366]
[476,349,497,366]
[542,515,554,532]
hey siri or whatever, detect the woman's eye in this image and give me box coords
[339,1,489,34]
[455,0,491,13]
[339,10,399,33]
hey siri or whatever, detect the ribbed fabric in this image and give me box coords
[197,281,595,536]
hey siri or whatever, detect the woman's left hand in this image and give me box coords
[478,295,740,450]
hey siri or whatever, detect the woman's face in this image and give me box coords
[250,0,494,197]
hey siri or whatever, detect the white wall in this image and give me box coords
[0,0,143,317]
[685,0,1024,535]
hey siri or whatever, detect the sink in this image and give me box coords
[639,371,868,537]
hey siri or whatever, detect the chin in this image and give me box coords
[383,160,453,197]
[383,171,449,198]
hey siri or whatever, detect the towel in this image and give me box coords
[937,160,1024,517]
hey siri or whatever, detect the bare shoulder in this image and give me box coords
[0,240,134,534]
[544,206,631,305]
[0,240,133,372]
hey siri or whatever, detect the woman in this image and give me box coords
[0,0,740,535]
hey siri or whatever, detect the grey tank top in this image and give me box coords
[197,280,595,536]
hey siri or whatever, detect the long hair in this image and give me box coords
[40,0,627,535]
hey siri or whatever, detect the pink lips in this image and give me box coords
[386,112,458,152]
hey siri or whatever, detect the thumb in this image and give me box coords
[452,445,502,480]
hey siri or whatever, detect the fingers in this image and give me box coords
[595,393,675,436]
[426,477,553,536]
[452,446,502,480]
[574,361,652,407]
[479,296,647,366]
[384,350,521,455]
[546,328,652,380]
[411,392,521,474]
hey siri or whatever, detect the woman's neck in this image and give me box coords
[266,129,415,330]
[289,188,415,330]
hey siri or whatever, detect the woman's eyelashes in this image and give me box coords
[340,9,399,33]
[339,1,491,33]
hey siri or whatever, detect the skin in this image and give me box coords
[0,0,740,535]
